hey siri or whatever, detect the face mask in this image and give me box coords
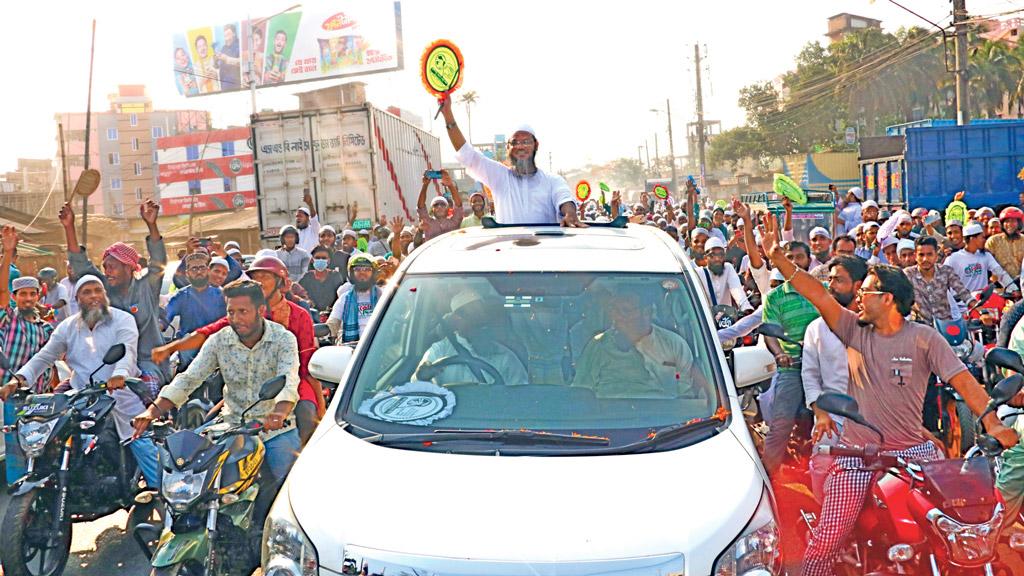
[312,259,329,272]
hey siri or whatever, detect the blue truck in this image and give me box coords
[859,120,1024,211]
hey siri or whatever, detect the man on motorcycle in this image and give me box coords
[60,200,168,397]
[5,275,162,487]
[163,251,227,367]
[759,214,1017,576]
[327,255,383,343]
[944,221,1017,312]
[986,206,1024,278]
[133,280,301,480]
[298,245,344,313]
[905,236,974,323]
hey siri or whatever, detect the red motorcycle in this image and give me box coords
[800,349,1024,575]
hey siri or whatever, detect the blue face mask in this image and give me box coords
[312,259,329,272]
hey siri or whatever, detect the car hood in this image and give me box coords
[289,420,766,573]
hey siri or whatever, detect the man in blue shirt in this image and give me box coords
[163,252,226,370]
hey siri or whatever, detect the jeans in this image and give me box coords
[4,400,27,486]
[763,368,805,474]
[130,437,162,488]
[264,429,301,481]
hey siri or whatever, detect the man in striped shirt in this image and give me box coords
[761,240,820,476]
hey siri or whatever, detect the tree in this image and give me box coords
[458,91,479,144]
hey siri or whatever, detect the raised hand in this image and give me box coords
[58,202,75,229]
[389,215,404,232]
[1,225,18,256]
[761,213,782,259]
[140,200,160,225]
[731,197,751,221]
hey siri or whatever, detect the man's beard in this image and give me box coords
[1008,229,1020,240]
[512,154,537,177]
[81,304,109,326]
[354,278,375,291]
[190,277,209,288]
[297,221,308,230]
[708,262,725,276]
[16,306,36,319]
[814,250,830,263]
[831,289,855,307]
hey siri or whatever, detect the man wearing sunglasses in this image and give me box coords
[439,98,583,227]
[759,213,1017,576]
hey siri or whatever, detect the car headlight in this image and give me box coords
[161,469,208,509]
[262,483,319,576]
[713,486,782,576]
[18,419,56,458]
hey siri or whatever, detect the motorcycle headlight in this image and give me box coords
[18,419,56,458]
[953,339,974,360]
[928,506,1004,564]
[161,469,208,509]
[713,486,782,576]
[262,482,319,576]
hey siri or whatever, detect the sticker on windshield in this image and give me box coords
[358,381,456,426]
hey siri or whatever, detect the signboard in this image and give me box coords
[352,218,373,230]
[845,126,857,146]
[156,127,255,216]
[172,2,403,97]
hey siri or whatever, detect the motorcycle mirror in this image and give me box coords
[815,392,886,443]
[976,434,1004,456]
[103,343,127,365]
[258,375,287,401]
[986,347,1024,375]
[989,374,1024,406]
[977,284,996,304]
[313,323,331,339]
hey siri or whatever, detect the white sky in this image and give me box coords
[3,0,1022,173]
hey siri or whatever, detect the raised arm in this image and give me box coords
[732,199,762,270]
[417,173,430,211]
[761,213,843,331]
[0,226,16,305]
[303,188,318,220]
[438,97,467,151]
[140,200,167,292]
[442,170,463,209]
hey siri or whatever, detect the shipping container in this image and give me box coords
[781,152,860,192]
[902,121,1024,211]
[251,103,442,244]
[859,157,907,205]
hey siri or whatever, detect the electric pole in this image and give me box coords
[953,0,970,125]
[637,145,645,186]
[645,140,651,172]
[653,133,660,177]
[666,98,678,206]
[692,43,707,222]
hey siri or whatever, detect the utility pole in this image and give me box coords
[637,145,644,185]
[653,133,660,177]
[692,43,707,222]
[666,98,679,206]
[644,140,651,172]
[953,0,970,125]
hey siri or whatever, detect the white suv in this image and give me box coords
[264,221,779,576]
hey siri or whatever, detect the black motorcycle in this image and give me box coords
[0,344,161,576]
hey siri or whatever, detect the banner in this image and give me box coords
[156,128,255,215]
[172,2,403,97]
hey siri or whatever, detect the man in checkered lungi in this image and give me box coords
[759,213,1018,576]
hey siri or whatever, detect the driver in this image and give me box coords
[416,290,528,386]
[571,292,695,399]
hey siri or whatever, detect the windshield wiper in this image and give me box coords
[613,417,726,454]
[364,428,611,447]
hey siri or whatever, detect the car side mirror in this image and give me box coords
[103,343,126,365]
[259,375,287,401]
[732,346,775,389]
[986,347,1024,375]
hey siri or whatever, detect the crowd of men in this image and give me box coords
[4,95,1024,576]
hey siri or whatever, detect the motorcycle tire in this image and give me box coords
[150,561,205,576]
[176,402,208,431]
[0,489,72,576]
[957,400,976,456]
[126,500,164,558]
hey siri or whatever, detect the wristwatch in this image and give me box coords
[445,121,457,129]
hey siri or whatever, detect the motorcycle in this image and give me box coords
[0,343,161,576]
[930,315,987,456]
[800,347,1024,575]
[132,374,288,576]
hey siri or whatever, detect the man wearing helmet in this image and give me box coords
[59,200,169,396]
[439,98,582,227]
[986,207,1024,278]
[277,224,311,281]
[152,256,325,444]
[326,255,382,343]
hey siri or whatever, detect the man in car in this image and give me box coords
[417,289,528,386]
[132,280,300,481]
[438,98,582,227]
[758,213,1017,576]
[571,292,696,399]
[60,200,169,397]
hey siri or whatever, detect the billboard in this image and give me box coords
[172,2,403,97]
[156,128,256,215]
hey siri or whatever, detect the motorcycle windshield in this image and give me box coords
[919,457,997,524]
[165,429,218,472]
[19,393,71,421]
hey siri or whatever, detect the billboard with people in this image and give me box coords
[172,2,402,97]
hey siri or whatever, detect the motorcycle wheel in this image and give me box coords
[150,560,205,576]
[0,489,72,576]
[126,500,165,558]
[957,400,976,455]
[176,403,208,431]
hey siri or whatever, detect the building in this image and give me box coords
[980,17,1023,47]
[55,85,211,220]
[0,159,60,219]
[156,127,256,216]
[826,13,882,43]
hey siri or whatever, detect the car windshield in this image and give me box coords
[340,272,724,452]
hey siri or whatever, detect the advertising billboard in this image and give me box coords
[172,2,402,97]
[156,127,256,215]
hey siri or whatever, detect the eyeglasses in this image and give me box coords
[857,288,887,298]
[508,138,535,147]
[186,266,208,273]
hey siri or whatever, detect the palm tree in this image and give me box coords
[458,91,479,144]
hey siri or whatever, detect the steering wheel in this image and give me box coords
[416,354,506,387]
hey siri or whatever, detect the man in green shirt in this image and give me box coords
[460,192,488,228]
[762,240,821,476]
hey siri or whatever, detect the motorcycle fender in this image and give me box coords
[150,529,211,568]
[874,472,925,544]
[7,473,54,496]
[222,484,259,530]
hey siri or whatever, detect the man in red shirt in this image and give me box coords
[152,256,324,444]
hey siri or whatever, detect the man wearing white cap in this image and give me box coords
[894,212,915,240]
[808,226,832,269]
[860,199,880,225]
[836,187,864,235]
[854,221,880,260]
[417,169,464,241]
[896,238,916,269]
[700,237,753,312]
[439,98,582,227]
[294,189,321,253]
[5,274,162,487]
[944,221,1016,299]
[689,227,710,264]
